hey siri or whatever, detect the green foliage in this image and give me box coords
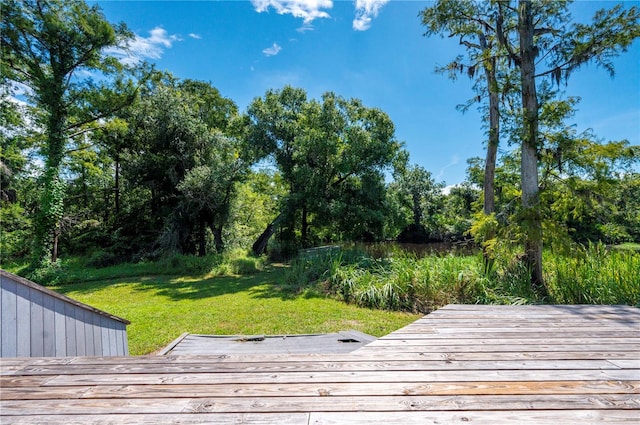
[1,0,637,289]
[390,163,449,241]
[121,77,246,256]
[469,212,499,254]
[0,111,33,260]
[612,243,640,252]
[14,250,266,286]
[226,170,286,250]
[548,243,640,305]
[1,0,135,268]
[86,249,121,268]
[247,86,404,250]
[287,245,639,312]
[422,0,640,291]
[286,248,481,313]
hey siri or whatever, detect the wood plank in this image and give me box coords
[11,359,627,376]
[0,398,192,415]
[0,375,59,388]
[100,316,110,356]
[13,349,632,364]
[91,310,102,356]
[438,304,639,312]
[3,394,638,415]
[64,302,77,357]
[53,298,67,357]
[609,360,640,369]
[2,411,638,425]
[408,320,640,328]
[71,379,640,397]
[368,337,640,346]
[0,413,311,425]
[354,343,640,352]
[2,380,637,401]
[390,326,639,334]
[42,369,640,386]
[310,410,640,424]
[385,331,640,339]
[181,394,640,412]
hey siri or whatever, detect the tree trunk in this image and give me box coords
[51,224,60,263]
[518,0,546,295]
[412,193,422,228]
[32,96,66,268]
[301,205,308,247]
[210,223,224,254]
[198,220,206,257]
[251,212,284,256]
[481,33,499,274]
[114,154,120,215]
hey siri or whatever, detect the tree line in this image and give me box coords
[1,0,638,295]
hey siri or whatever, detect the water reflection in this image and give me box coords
[342,241,478,259]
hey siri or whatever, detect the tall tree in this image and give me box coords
[1,0,133,267]
[126,78,244,255]
[425,1,639,292]
[496,0,639,292]
[391,163,443,242]
[247,86,402,255]
[421,0,511,269]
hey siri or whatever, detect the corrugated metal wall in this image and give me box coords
[0,271,129,357]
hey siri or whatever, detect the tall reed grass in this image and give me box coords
[284,243,639,312]
[547,243,640,305]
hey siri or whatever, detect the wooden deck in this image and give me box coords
[1,304,639,424]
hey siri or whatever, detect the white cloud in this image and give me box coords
[251,0,332,25]
[436,155,460,181]
[188,33,202,39]
[353,0,389,31]
[105,27,181,66]
[262,42,282,56]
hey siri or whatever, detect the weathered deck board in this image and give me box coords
[1,304,638,424]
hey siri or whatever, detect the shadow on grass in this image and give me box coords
[55,264,323,302]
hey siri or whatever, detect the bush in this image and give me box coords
[597,223,632,244]
[86,250,122,268]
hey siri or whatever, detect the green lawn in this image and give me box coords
[54,264,419,355]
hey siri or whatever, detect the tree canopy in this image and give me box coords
[1,0,638,276]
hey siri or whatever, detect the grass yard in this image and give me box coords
[53,264,420,355]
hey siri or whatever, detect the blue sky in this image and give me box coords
[96,0,639,185]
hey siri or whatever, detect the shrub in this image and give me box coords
[86,250,122,268]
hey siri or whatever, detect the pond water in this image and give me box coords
[343,241,478,258]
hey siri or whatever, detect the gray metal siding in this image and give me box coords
[0,271,129,357]
[1,278,17,357]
